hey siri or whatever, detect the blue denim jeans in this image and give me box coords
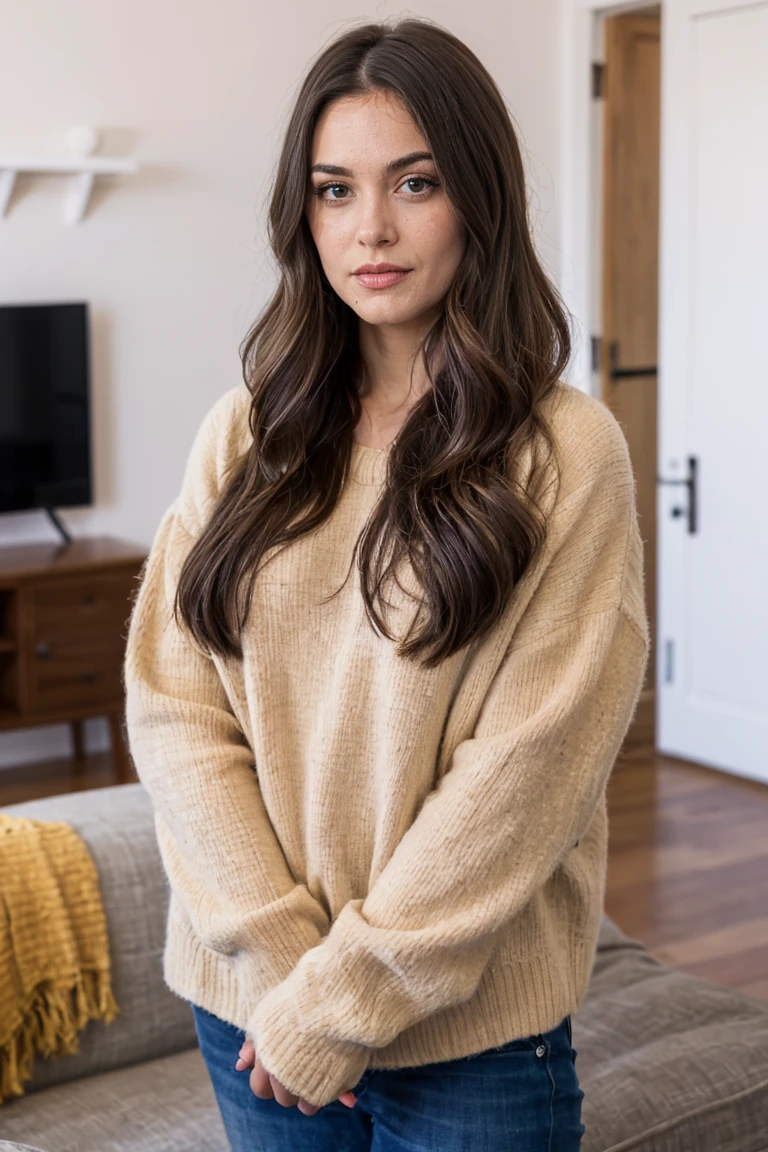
[191,1002,586,1151]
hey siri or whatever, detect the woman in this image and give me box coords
[123,16,649,1152]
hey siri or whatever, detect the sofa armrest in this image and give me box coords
[1,782,197,1092]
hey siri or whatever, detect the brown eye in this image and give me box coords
[399,175,440,198]
[312,182,350,201]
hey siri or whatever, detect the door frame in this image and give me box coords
[559,0,662,752]
[558,0,664,396]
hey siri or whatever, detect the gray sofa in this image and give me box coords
[0,782,766,1151]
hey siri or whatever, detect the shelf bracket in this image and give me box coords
[0,154,138,224]
[66,169,96,225]
[0,168,17,218]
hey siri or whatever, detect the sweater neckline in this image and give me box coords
[349,440,392,486]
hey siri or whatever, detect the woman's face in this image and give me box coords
[305,89,466,332]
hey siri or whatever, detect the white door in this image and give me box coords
[657,0,768,784]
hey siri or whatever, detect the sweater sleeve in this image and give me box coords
[245,418,651,1107]
[122,390,331,1012]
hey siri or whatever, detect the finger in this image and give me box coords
[338,1090,357,1107]
[269,1073,300,1108]
[234,1046,255,1069]
[248,1061,275,1100]
[297,1098,321,1115]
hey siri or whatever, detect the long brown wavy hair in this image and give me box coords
[174,17,572,670]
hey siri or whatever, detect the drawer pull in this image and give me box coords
[81,671,97,683]
[81,594,96,606]
[35,641,51,658]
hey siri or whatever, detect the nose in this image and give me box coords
[356,189,397,248]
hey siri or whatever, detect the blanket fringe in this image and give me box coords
[0,967,120,1103]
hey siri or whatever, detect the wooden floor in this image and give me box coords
[605,747,768,1002]
[1,743,766,1004]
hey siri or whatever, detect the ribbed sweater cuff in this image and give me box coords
[246,967,369,1108]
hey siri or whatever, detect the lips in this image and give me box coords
[353,263,410,274]
[353,265,412,289]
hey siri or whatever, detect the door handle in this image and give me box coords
[607,341,658,380]
[657,455,698,534]
[611,365,658,379]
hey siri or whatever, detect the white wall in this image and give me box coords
[0,0,565,768]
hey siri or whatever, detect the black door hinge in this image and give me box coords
[592,62,606,99]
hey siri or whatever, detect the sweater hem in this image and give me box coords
[163,898,594,1070]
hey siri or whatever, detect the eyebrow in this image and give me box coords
[309,151,435,177]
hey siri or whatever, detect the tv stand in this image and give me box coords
[0,536,148,783]
[43,506,73,545]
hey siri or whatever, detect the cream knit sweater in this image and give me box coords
[123,379,649,1108]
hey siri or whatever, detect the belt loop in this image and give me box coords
[565,1015,573,1045]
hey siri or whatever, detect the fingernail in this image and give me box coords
[235,1057,246,1070]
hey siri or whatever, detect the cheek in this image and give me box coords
[419,212,465,276]
[310,211,350,265]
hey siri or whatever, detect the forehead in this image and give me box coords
[310,91,428,166]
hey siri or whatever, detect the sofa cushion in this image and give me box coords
[4,923,767,1152]
[576,917,768,1151]
[0,784,197,1092]
[3,785,768,1151]
[0,1047,226,1151]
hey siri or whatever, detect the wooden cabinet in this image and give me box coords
[0,536,147,783]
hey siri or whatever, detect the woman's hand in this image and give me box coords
[235,1037,358,1115]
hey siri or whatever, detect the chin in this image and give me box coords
[356,309,415,326]
[349,299,432,327]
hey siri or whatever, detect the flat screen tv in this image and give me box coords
[0,301,92,532]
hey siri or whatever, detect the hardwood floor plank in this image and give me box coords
[607,753,768,999]
[652,917,768,966]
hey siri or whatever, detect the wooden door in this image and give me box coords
[599,7,661,749]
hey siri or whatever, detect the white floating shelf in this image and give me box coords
[0,154,139,224]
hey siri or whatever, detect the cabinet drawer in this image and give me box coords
[30,653,123,713]
[30,573,136,645]
[24,571,135,713]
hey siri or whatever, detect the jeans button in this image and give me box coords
[535,1044,546,1057]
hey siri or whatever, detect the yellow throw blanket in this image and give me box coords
[0,813,120,1104]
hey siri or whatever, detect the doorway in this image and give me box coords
[594,4,661,751]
